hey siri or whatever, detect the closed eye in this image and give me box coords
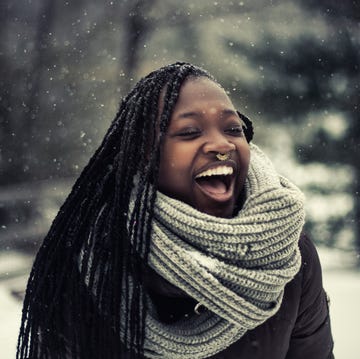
[176,128,201,138]
[225,126,244,136]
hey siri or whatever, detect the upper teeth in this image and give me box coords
[195,166,233,178]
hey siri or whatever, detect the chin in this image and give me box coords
[197,201,235,218]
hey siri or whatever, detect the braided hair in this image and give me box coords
[17,62,253,359]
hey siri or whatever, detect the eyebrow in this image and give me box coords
[176,109,238,120]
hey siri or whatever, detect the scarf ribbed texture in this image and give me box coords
[129,144,305,358]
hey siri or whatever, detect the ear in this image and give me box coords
[237,111,254,143]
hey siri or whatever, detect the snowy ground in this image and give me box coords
[0,252,32,359]
[1,249,359,358]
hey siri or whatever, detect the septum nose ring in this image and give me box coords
[216,152,230,161]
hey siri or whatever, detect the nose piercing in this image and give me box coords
[216,152,230,161]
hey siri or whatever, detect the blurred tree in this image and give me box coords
[26,0,56,135]
[223,0,360,258]
[117,0,156,92]
[302,0,360,258]
[1,0,115,185]
[23,0,57,183]
[0,1,36,184]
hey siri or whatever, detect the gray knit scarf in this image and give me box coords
[124,144,305,358]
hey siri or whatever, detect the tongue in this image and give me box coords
[197,177,227,194]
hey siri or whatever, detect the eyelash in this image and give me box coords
[225,126,243,136]
[177,128,201,137]
[176,126,244,138]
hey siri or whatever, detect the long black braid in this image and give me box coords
[16,62,253,359]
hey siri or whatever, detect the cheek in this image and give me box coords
[161,157,188,181]
[243,147,251,167]
[157,143,199,204]
[158,158,191,201]
[237,143,251,174]
[158,144,189,189]
[161,143,193,172]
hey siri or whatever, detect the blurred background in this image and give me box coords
[0,0,359,358]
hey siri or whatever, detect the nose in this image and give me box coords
[203,130,236,155]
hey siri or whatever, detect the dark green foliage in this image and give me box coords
[225,7,360,256]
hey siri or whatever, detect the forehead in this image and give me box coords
[173,77,235,113]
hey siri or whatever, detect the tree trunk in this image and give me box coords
[117,0,156,94]
[25,0,56,134]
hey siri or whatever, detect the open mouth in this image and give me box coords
[194,165,235,200]
[195,175,232,194]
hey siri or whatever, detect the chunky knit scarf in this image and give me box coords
[124,144,305,358]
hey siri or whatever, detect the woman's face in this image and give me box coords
[158,77,250,218]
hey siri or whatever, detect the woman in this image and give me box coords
[17,62,334,358]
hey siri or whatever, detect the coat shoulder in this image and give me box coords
[285,232,334,359]
[213,232,334,359]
